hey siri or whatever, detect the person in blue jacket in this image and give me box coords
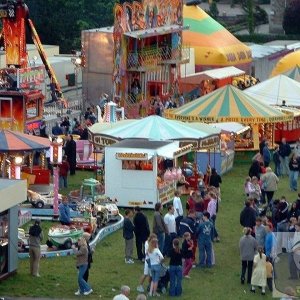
[197,211,214,268]
[59,196,71,225]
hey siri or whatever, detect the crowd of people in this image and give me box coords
[119,167,223,298]
[239,136,300,298]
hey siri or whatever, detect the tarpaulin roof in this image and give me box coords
[89,115,220,141]
[210,122,250,134]
[283,65,300,82]
[182,4,252,69]
[271,51,300,77]
[0,130,50,152]
[164,85,292,123]
[244,75,300,106]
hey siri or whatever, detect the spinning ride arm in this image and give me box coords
[26,19,67,107]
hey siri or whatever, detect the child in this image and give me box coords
[169,238,183,297]
[198,172,206,198]
[182,232,193,279]
[244,176,251,197]
[137,233,157,293]
[249,176,261,204]
[266,257,273,292]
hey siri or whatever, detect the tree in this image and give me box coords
[26,0,117,53]
[209,1,219,19]
[283,0,300,34]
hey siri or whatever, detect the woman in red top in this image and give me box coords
[59,155,70,188]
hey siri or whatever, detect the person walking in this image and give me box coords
[250,247,267,295]
[59,196,71,226]
[73,236,93,296]
[133,206,150,262]
[265,224,277,263]
[261,167,279,204]
[173,191,183,233]
[163,204,177,257]
[169,238,183,297]
[197,211,214,268]
[28,219,43,277]
[240,200,257,231]
[239,227,258,284]
[279,137,291,176]
[63,134,77,175]
[123,209,135,264]
[153,203,168,253]
[58,155,70,189]
[289,154,300,191]
[147,238,164,297]
[209,168,222,199]
[254,217,266,249]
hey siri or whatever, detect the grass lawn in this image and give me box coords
[0,159,298,299]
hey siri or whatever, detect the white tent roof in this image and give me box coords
[249,44,286,59]
[244,75,300,106]
[210,122,250,134]
[181,66,245,82]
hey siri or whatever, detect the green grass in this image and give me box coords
[0,162,298,299]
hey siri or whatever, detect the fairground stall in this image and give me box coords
[272,106,300,143]
[88,115,221,189]
[0,179,27,281]
[105,139,193,208]
[165,85,293,151]
[112,0,190,118]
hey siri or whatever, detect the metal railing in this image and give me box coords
[127,46,190,69]
[43,97,83,116]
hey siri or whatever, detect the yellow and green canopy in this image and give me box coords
[271,51,300,77]
[183,4,252,70]
[164,85,292,124]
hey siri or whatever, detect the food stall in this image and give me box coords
[104,139,193,208]
[165,85,293,151]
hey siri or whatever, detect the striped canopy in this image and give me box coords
[164,85,292,123]
[244,75,300,107]
[283,65,300,82]
[183,4,252,71]
[0,130,50,152]
[271,51,300,77]
[89,115,220,141]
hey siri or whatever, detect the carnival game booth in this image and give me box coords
[244,75,300,107]
[105,139,192,208]
[182,3,252,72]
[165,85,293,151]
[0,179,27,280]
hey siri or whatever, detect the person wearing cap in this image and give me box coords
[28,219,43,277]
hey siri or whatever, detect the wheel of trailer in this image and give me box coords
[64,239,72,249]
[35,201,44,209]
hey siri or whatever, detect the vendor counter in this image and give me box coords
[196,149,235,175]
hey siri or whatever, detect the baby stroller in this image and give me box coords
[157,264,170,294]
[147,264,170,295]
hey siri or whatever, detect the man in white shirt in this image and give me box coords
[173,191,183,233]
[163,205,177,256]
[113,285,130,300]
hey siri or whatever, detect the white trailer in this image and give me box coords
[105,139,186,209]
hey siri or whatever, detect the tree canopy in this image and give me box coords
[26,0,117,53]
[283,0,300,34]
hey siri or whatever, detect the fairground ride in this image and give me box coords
[0,0,66,133]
